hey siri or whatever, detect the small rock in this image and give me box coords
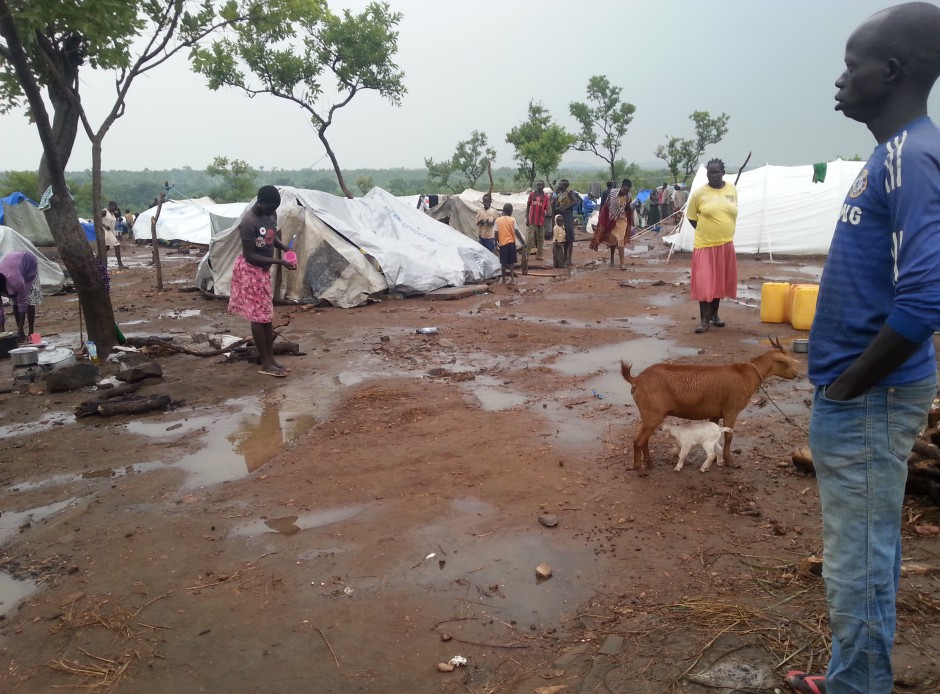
[438,338,456,349]
[535,686,567,694]
[26,383,46,395]
[915,524,940,537]
[379,335,390,342]
[440,633,452,642]
[538,514,558,528]
[536,562,553,579]
[437,662,455,673]
[115,361,163,383]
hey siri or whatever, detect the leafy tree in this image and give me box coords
[206,156,257,202]
[654,136,691,184]
[355,175,375,195]
[0,170,39,197]
[0,0,247,354]
[424,130,496,194]
[656,111,730,183]
[193,1,406,200]
[308,176,339,195]
[505,101,575,187]
[569,76,636,183]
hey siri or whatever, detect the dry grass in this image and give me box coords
[49,648,133,690]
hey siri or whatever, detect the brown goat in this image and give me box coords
[620,340,800,475]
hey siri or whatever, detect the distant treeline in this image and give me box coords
[0,164,673,218]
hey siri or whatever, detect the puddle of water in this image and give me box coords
[0,497,78,546]
[11,463,163,493]
[126,413,216,438]
[157,308,202,320]
[0,411,74,439]
[128,395,317,489]
[470,387,527,411]
[551,337,700,406]
[0,572,37,616]
[402,497,597,624]
[234,505,367,538]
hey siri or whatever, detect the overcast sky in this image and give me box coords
[3,0,938,175]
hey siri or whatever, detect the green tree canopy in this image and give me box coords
[424,130,496,194]
[192,1,406,199]
[505,101,575,188]
[206,156,257,202]
[569,76,636,183]
[656,111,730,183]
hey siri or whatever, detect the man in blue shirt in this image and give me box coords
[790,4,940,694]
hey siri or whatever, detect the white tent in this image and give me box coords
[664,159,865,255]
[196,186,500,308]
[0,226,65,293]
[132,198,249,245]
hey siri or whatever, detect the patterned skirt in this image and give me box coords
[28,276,43,306]
[690,241,738,301]
[228,256,273,324]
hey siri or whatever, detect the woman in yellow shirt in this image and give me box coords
[685,158,738,333]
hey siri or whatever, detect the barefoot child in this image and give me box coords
[552,214,566,268]
[228,185,297,377]
[494,203,520,284]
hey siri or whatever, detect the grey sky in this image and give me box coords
[2,0,938,175]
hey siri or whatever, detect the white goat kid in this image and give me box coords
[662,421,734,472]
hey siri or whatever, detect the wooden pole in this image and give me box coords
[150,191,165,290]
[734,151,752,186]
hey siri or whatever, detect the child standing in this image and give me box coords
[552,214,566,269]
[494,203,520,284]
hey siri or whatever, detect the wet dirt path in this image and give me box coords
[2,242,939,692]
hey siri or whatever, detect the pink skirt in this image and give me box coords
[690,241,737,301]
[228,256,274,324]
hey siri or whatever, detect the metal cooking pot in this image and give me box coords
[792,338,809,353]
[38,347,77,372]
[9,346,40,366]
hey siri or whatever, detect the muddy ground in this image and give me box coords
[1,235,939,694]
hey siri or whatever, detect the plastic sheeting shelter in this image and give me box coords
[0,226,65,293]
[0,193,55,247]
[132,198,248,245]
[197,186,500,308]
[428,189,530,241]
[664,159,865,255]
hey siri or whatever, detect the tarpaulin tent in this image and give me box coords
[196,186,499,308]
[132,198,249,245]
[664,159,865,255]
[428,189,530,241]
[0,193,55,246]
[0,226,65,293]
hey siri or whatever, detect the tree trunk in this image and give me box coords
[91,138,107,261]
[38,78,82,194]
[320,129,353,199]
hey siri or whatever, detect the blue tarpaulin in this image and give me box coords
[0,192,38,225]
[81,222,96,242]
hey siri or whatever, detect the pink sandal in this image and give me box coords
[786,671,826,694]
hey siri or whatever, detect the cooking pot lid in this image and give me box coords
[38,346,74,364]
[10,347,39,355]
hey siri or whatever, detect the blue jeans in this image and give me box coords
[810,376,936,693]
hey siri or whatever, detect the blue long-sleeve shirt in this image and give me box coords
[809,117,940,385]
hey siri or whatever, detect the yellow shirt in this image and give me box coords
[686,182,737,248]
[552,224,566,243]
